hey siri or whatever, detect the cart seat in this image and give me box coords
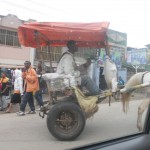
[42,73,78,91]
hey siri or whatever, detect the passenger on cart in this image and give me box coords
[56,40,101,96]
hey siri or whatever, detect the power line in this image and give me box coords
[0,0,106,22]
[1,0,61,20]
[28,0,64,12]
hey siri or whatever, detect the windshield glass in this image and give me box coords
[0,0,150,150]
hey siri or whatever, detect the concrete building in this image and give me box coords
[0,14,36,68]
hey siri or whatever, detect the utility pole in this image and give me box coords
[132,61,140,74]
[132,64,140,74]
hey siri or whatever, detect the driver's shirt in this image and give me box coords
[56,51,81,85]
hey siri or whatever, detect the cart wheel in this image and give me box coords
[47,101,86,141]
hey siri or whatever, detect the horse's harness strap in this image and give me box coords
[141,71,149,83]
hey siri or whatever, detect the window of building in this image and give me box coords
[35,46,62,62]
[0,29,21,47]
[35,46,97,63]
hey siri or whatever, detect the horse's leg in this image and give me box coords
[137,99,150,131]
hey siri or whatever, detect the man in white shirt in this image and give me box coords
[56,40,100,96]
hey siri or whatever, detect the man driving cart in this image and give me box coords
[56,40,101,96]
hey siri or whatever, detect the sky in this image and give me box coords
[0,0,150,48]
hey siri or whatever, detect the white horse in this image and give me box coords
[121,71,150,131]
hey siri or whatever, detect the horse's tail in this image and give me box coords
[121,91,132,113]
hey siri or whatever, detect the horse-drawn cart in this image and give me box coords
[18,22,118,141]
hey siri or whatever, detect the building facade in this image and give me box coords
[0,14,35,68]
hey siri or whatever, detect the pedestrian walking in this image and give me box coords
[34,62,44,111]
[0,72,11,111]
[6,69,23,113]
[16,61,39,116]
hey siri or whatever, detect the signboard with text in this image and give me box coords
[127,48,147,65]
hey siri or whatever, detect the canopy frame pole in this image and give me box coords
[34,30,44,66]
[47,41,53,73]
[104,32,110,57]
[34,30,53,72]
[34,30,45,65]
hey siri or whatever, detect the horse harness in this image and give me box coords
[141,71,150,83]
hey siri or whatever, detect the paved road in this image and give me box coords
[0,98,147,150]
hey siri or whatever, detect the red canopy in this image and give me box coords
[18,22,109,48]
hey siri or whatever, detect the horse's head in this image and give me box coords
[104,56,118,93]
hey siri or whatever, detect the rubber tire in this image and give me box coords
[47,101,86,141]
